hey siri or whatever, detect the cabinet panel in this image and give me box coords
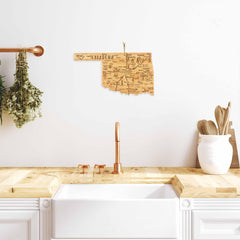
[0,210,39,240]
[192,210,240,239]
[51,239,176,240]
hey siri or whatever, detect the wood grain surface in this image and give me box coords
[74,52,154,95]
[0,167,239,198]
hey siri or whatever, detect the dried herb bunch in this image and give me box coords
[3,49,43,128]
[0,74,6,124]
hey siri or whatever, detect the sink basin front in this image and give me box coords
[54,183,178,200]
[52,184,179,239]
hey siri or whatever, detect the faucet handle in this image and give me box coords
[77,164,90,174]
[94,164,106,174]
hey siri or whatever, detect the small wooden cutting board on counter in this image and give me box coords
[0,167,239,198]
[172,174,240,198]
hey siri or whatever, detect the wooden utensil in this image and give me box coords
[205,120,218,135]
[215,105,224,135]
[222,102,231,135]
[197,120,218,135]
[197,120,208,135]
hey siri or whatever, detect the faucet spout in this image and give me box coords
[113,122,123,174]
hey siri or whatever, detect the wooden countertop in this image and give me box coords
[0,167,239,198]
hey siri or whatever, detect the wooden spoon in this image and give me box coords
[205,120,218,135]
[197,120,208,135]
[197,120,218,135]
[215,105,224,135]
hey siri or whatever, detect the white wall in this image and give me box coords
[0,0,239,167]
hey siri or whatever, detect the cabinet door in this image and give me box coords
[0,210,39,240]
[192,210,240,239]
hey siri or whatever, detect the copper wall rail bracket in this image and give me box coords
[0,45,44,57]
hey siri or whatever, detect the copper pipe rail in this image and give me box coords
[0,45,44,57]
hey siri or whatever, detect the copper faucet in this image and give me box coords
[113,122,123,174]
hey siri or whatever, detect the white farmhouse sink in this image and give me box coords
[52,184,179,239]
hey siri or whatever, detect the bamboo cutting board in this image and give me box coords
[172,174,240,198]
[74,52,154,95]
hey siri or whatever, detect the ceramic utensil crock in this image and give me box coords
[198,134,233,174]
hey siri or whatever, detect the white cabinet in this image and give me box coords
[192,210,240,239]
[0,198,51,240]
[0,210,39,240]
[0,195,240,240]
[40,199,52,240]
[180,198,240,240]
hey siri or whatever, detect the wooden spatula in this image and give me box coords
[215,105,224,135]
[222,102,231,135]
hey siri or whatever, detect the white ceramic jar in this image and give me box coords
[198,134,233,174]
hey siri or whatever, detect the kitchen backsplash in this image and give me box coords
[0,0,239,167]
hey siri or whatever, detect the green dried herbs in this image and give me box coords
[0,74,6,124]
[3,49,43,128]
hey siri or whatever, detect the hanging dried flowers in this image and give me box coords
[3,49,43,128]
[0,74,6,124]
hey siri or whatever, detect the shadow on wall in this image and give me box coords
[185,131,198,167]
